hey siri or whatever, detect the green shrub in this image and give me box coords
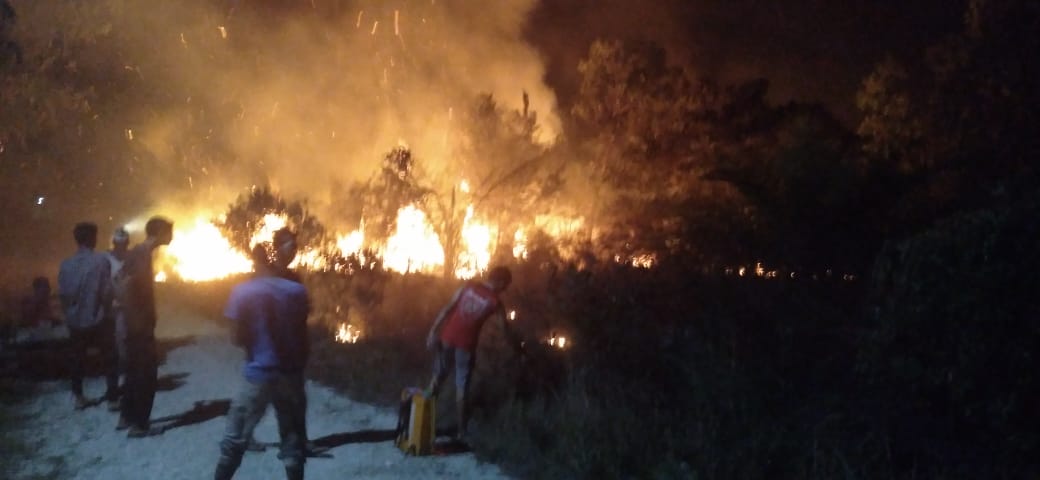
[860,194,1040,477]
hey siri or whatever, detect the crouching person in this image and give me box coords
[215,228,309,480]
[426,266,519,440]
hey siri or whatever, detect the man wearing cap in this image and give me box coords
[215,228,310,480]
[105,227,131,392]
[57,222,120,410]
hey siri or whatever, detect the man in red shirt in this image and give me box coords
[425,266,518,439]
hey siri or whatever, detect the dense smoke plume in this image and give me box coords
[1,0,965,287]
[2,0,561,281]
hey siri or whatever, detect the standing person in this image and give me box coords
[425,266,520,440]
[105,227,131,390]
[240,242,325,457]
[215,228,309,480]
[117,216,172,438]
[57,222,119,410]
[21,277,56,328]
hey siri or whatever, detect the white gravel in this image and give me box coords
[9,309,509,480]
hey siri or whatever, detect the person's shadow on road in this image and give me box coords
[155,372,190,392]
[151,398,231,432]
[306,428,472,455]
[308,429,397,449]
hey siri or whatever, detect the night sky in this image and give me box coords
[526,0,965,124]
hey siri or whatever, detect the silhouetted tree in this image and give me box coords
[855,0,1040,231]
[220,186,327,254]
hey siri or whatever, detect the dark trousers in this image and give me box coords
[68,317,119,399]
[113,309,128,375]
[217,372,307,477]
[120,334,157,428]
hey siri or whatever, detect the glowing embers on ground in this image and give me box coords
[720,262,858,282]
[614,253,657,269]
[334,322,361,344]
[547,331,569,349]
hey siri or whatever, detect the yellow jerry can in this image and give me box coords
[395,387,436,455]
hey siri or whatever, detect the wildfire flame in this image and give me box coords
[512,228,528,260]
[454,205,495,278]
[153,187,607,282]
[250,213,287,248]
[534,214,584,237]
[548,333,568,349]
[159,218,252,282]
[383,204,445,274]
[336,228,365,260]
[630,254,656,269]
[334,322,361,344]
[335,201,498,278]
[155,213,334,282]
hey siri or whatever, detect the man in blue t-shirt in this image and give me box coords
[215,229,309,480]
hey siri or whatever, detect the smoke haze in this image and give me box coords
[3,0,561,284]
[0,0,962,290]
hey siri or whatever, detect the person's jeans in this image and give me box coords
[218,372,307,472]
[68,316,119,400]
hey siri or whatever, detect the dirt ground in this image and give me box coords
[7,307,509,480]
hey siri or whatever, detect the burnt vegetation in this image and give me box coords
[2,0,1039,478]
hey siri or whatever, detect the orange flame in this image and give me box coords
[455,205,495,278]
[512,228,528,260]
[383,204,445,274]
[334,322,361,344]
[160,218,252,282]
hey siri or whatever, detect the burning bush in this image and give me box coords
[219,186,329,257]
[302,269,391,337]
